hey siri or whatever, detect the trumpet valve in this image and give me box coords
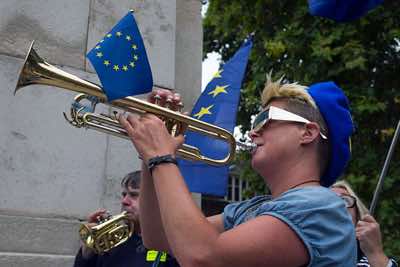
[177,101,184,113]
[165,96,173,109]
[153,94,162,105]
[164,96,175,133]
[112,111,118,121]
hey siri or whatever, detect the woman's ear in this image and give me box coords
[300,122,320,144]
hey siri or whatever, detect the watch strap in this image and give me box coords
[147,154,177,174]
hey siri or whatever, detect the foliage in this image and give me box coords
[204,0,400,256]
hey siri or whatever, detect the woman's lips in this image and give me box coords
[251,143,263,154]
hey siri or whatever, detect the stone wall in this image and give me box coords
[0,0,202,266]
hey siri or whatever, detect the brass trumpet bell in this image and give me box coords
[79,211,133,254]
[14,41,237,166]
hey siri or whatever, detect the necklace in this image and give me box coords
[288,179,320,191]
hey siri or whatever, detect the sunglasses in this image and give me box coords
[340,194,356,209]
[251,106,328,139]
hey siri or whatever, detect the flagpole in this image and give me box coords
[369,119,400,215]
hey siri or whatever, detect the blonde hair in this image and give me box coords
[261,74,317,109]
[331,180,369,221]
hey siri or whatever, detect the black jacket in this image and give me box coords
[73,234,179,267]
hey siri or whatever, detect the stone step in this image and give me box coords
[0,252,75,267]
[0,214,81,255]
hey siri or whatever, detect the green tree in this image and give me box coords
[204,0,400,256]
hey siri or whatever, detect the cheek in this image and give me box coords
[131,199,139,209]
[251,145,270,172]
[250,127,293,166]
[250,154,260,170]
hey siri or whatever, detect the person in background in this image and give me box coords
[331,180,398,267]
[73,171,179,267]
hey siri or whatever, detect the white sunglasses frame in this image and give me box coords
[252,106,328,139]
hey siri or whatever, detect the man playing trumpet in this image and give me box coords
[73,171,179,267]
[119,76,357,266]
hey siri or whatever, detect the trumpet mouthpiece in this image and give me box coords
[236,141,257,153]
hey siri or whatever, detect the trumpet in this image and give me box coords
[14,41,238,166]
[236,141,257,153]
[79,211,132,254]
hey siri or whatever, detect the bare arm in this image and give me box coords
[125,89,224,252]
[139,163,225,252]
[138,89,178,251]
[138,161,170,251]
[207,214,225,233]
[150,163,308,267]
[119,90,308,266]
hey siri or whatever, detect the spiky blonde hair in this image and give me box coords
[261,73,317,109]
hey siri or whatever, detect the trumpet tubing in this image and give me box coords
[79,211,132,254]
[14,41,237,166]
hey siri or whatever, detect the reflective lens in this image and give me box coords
[251,106,327,139]
[252,109,270,132]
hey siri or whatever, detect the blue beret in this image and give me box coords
[308,0,383,22]
[307,82,354,186]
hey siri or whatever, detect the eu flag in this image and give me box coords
[178,39,253,196]
[87,11,153,101]
[308,0,383,22]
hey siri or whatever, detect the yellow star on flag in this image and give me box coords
[116,31,122,37]
[132,44,137,50]
[129,61,135,67]
[113,65,120,71]
[95,45,101,50]
[193,105,214,119]
[126,35,131,41]
[213,69,223,78]
[122,65,128,71]
[106,33,112,38]
[133,55,138,61]
[103,60,110,66]
[96,52,103,58]
[208,85,229,97]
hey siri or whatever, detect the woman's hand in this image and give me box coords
[356,214,389,267]
[147,89,183,111]
[119,113,184,162]
[119,89,185,162]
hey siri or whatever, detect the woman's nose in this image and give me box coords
[249,129,259,140]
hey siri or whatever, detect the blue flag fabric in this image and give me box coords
[308,0,383,22]
[87,11,153,101]
[178,39,253,196]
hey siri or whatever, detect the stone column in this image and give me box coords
[0,0,202,266]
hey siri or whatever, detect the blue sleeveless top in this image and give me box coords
[223,186,356,267]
